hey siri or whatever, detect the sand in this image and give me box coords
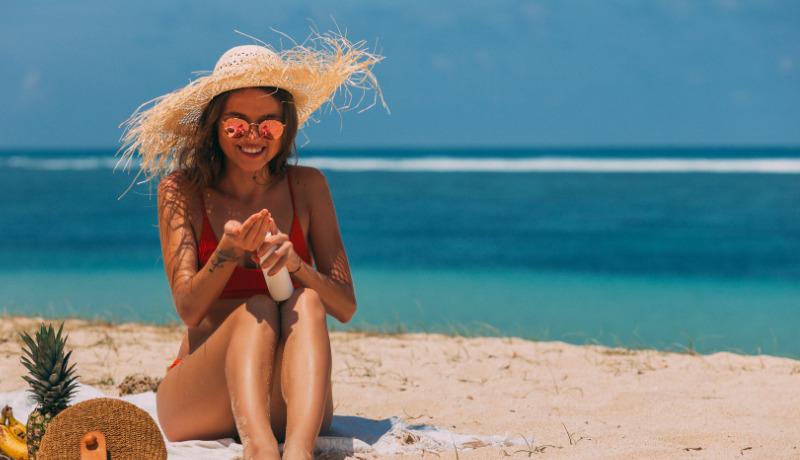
[1,316,798,459]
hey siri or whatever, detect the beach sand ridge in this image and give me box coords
[2,316,798,459]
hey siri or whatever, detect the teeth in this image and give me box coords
[241,146,262,154]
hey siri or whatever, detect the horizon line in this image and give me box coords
[5,155,800,174]
[1,144,800,153]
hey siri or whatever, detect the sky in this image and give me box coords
[1,0,798,150]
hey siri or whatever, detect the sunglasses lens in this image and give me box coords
[222,118,248,138]
[259,120,284,140]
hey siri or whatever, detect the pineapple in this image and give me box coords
[19,322,79,459]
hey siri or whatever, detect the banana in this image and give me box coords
[0,407,25,441]
[0,424,27,460]
[7,423,25,442]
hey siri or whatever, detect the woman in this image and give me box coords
[120,36,384,460]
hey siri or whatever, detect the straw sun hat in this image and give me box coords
[119,30,385,183]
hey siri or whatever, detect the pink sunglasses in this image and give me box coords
[221,118,285,140]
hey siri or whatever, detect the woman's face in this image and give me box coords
[216,87,284,175]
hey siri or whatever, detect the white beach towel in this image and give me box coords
[0,384,522,458]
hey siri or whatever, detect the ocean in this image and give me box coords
[1,147,798,357]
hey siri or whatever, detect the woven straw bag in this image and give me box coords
[37,398,166,460]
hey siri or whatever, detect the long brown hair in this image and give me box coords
[177,87,299,196]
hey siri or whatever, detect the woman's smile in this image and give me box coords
[239,144,266,157]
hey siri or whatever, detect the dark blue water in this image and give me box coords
[1,148,798,356]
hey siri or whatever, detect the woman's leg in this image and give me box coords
[156,295,281,459]
[269,287,334,459]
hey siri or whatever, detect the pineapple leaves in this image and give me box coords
[18,322,80,410]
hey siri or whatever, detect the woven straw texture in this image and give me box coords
[37,398,166,460]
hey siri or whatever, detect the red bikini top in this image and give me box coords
[197,174,311,299]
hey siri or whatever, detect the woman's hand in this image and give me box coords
[253,220,302,276]
[222,210,272,253]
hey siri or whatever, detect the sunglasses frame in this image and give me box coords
[220,117,285,140]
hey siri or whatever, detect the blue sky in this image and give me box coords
[1,1,798,149]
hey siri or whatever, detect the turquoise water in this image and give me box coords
[2,266,796,356]
[1,148,799,357]
[348,268,799,355]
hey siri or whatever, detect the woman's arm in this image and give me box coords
[158,173,272,328]
[258,167,356,323]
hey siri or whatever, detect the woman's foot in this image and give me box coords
[242,442,281,460]
[281,444,315,460]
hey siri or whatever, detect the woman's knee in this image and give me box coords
[231,294,280,327]
[284,288,327,325]
[223,296,282,347]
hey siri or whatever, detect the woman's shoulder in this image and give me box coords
[157,170,202,213]
[158,170,194,198]
[288,165,330,192]
[159,170,184,189]
[157,171,203,232]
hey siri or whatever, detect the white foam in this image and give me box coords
[4,155,800,173]
[1,156,122,170]
[300,156,800,173]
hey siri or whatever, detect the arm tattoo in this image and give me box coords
[209,248,239,273]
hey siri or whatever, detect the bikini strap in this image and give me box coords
[198,192,209,222]
[286,170,297,217]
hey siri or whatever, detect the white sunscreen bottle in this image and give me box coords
[259,232,295,301]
